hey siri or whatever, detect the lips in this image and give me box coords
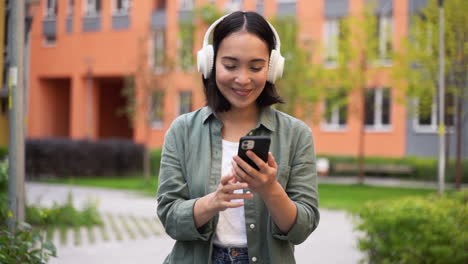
[232,88,252,96]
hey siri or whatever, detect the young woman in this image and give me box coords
[157,11,319,264]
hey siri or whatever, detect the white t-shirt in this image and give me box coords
[212,139,247,248]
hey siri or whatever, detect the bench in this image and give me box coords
[332,163,414,175]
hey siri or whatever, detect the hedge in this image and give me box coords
[353,190,468,264]
[318,155,468,183]
[26,138,144,179]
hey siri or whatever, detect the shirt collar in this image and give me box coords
[201,106,276,132]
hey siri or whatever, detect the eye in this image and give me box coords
[223,65,236,70]
[250,67,263,72]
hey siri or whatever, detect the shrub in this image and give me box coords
[0,161,7,192]
[26,138,144,179]
[353,190,468,264]
[26,193,102,228]
[0,222,56,264]
[151,148,163,176]
[318,155,468,182]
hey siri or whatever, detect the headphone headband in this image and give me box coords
[201,13,282,54]
[197,12,285,83]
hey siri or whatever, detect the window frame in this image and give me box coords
[377,14,393,65]
[113,0,131,15]
[413,95,455,134]
[67,0,74,16]
[177,91,192,116]
[45,0,57,18]
[179,0,194,10]
[151,29,166,73]
[321,94,348,132]
[149,90,165,129]
[364,87,392,132]
[84,0,101,16]
[323,18,340,67]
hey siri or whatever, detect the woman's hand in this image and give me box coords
[232,151,279,196]
[209,172,254,212]
[194,172,253,228]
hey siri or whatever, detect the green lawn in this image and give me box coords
[38,176,159,196]
[319,184,436,211]
[36,177,437,211]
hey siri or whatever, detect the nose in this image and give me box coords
[234,68,251,85]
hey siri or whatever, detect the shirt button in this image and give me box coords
[252,257,258,262]
[250,224,255,229]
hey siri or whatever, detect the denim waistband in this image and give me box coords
[212,245,249,263]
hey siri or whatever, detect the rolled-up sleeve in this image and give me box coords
[156,118,213,241]
[271,123,320,244]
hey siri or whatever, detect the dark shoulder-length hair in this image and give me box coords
[202,11,284,113]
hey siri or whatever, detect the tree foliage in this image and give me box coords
[272,16,319,116]
[393,0,468,119]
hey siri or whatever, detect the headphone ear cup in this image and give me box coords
[267,49,285,84]
[197,45,215,79]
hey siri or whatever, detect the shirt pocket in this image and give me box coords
[276,163,291,188]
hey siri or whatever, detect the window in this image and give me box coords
[178,91,192,115]
[377,15,393,62]
[413,94,455,133]
[152,29,166,72]
[84,0,101,16]
[324,19,340,66]
[156,0,166,10]
[365,87,391,130]
[45,0,57,18]
[67,0,74,16]
[150,90,165,128]
[225,0,243,12]
[179,0,194,10]
[114,0,131,14]
[323,92,348,130]
[178,23,194,71]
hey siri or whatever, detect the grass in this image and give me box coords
[319,184,437,211]
[36,176,437,212]
[38,176,159,196]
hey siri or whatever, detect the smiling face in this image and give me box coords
[215,31,270,113]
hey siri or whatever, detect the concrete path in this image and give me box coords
[26,182,363,264]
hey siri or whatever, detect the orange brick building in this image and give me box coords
[27,0,467,158]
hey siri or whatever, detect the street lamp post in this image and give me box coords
[437,0,445,195]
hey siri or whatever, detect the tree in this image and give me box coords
[393,0,467,190]
[312,3,383,183]
[272,16,321,116]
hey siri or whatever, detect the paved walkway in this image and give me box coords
[26,182,363,264]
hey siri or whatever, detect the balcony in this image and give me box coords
[66,16,73,33]
[151,9,167,29]
[112,13,130,30]
[277,2,296,17]
[83,15,101,32]
[178,10,193,23]
[43,18,57,39]
[256,3,264,15]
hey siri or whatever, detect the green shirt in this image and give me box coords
[157,106,320,264]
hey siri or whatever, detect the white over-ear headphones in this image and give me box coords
[197,13,285,84]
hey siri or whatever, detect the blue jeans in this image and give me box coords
[212,245,249,264]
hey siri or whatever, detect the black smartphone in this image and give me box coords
[238,136,271,171]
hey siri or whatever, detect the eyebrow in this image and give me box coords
[221,56,267,63]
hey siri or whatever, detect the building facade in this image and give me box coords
[27,0,467,158]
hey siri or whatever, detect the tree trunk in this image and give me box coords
[144,112,151,182]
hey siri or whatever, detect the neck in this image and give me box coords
[218,105,261,141]
[219,104,260,124]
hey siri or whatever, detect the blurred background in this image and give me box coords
[0,0,466,263]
